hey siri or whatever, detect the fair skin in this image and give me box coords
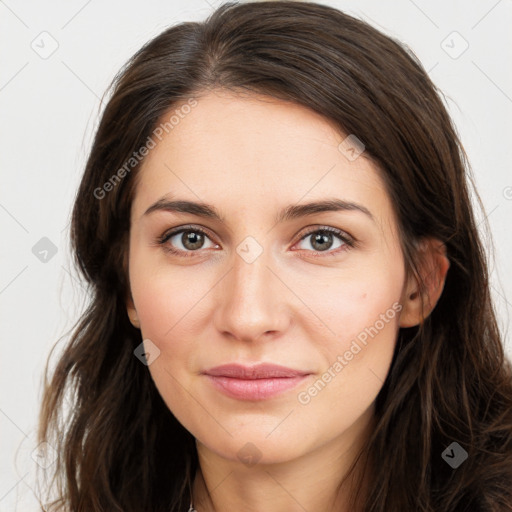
[126,89,449,512]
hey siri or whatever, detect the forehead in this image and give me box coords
[131,89,391,226]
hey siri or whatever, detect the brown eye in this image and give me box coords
[295,227,354,255]
[158,226,218,256]
[180,230,206,250]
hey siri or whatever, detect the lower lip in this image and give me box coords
[205,375,310,400]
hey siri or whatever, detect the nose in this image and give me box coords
[213,243,290,343]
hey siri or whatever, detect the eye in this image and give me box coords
[155,224,356,258]
[157,225,219,257]
[293,226,355,256]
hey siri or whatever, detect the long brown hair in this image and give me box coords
[36,1,512,510]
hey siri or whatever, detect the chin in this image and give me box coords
[199,429,311,468]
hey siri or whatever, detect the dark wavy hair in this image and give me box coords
[36,1,512,510]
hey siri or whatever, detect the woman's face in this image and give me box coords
[127,89,411,466]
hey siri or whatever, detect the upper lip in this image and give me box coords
[203,363,310,379]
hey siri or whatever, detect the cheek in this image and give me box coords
[131,260,206,342]
[292,264,403,408]
[296,298,401,433]
[294,264,404,349]
[130,265,200,415]
[335,288,402,357]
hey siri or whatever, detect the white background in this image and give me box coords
[1,0,511,509]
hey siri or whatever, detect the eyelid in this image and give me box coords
[158,223,215,241]
[296,225,353,242]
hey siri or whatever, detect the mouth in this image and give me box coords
[202,363,312,401]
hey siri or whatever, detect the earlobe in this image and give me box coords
[126,295,140,329]
[398,238,450,328]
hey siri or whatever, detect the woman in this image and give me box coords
[36,1,512,511]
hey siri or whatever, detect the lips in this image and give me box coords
[202,363,311,400]
[203,363,310,379]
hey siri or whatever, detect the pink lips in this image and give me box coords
[203,363,311,400]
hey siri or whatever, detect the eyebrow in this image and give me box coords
[143,197,374,223]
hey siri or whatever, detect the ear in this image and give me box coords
[123,243,140,329]
[126,294,140,329]
[398,237,450,328]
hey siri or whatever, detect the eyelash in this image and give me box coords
[155,224,357,258]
